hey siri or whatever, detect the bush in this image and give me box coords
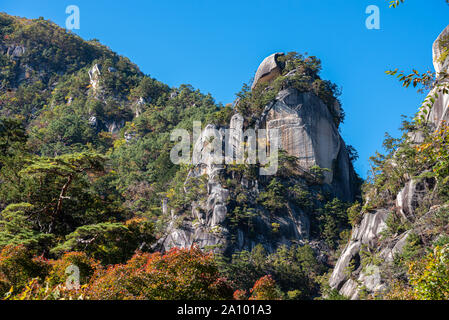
[0,245,49,296]
[87,246,234,300]
[249,275,283,300]
[408,245,449,300]
[46,252,100,287]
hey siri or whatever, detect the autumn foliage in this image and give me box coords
[85,246,234,300]
[0,245,49,296]
[0,242,289,300]
[249,275,283,300]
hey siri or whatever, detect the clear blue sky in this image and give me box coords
[2,0,448,177]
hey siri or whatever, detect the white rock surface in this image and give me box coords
[266,88,341,185]
[425,24,449,128]
[88,64,102,93]
[329,209,389,298]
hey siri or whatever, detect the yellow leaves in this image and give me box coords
[166,188,176,200]
[113,138,126,150]
[415,142,431,153]
[406,245,449,300]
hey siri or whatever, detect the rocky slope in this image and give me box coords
[329,24,449,299]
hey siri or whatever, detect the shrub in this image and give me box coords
[0,245,49,296]
[249,275,283,300]
[46,252,100,287]
[408,245,449,300]
[87,246,234,300]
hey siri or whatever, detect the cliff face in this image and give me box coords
[427,25,449,127]
[329,24,449,300]
[157,53,359,256]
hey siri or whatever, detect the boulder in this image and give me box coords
[6,45,26,59]
[158,55,357,255]
[265,88,343,187]
[432,24,449,75]
[251,53,284,90]
[395,178,434,220]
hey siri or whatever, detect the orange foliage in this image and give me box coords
[86,246,234,300]
[249,275,283,300]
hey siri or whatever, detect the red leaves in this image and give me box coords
[233,289,247,300]
[86,246,233,300]
[249,275,283,300]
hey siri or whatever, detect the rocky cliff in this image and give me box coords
[329,24,449,300]
[157,52,360,256]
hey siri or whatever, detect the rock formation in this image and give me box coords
[426,25,449,128]
[88,64,102,93]
[264,88,354,199]
[251,53,284,90]
[157,52,359,255]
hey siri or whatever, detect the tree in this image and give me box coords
[0,203,53,250]
[0,245,49,296]
[51,219,154,265]
[249,275,283,300]
[0,117,27,162]
[258,179,286,213]
[389,0,449,8]
[20,152,106,229]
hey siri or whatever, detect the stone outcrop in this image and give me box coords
[251,53,284,90]
[88,64,102,93]
[328,208,416,299]
[396,178,434,220]
[265,88,354,199]
[157,53,358,255]
[425,25,449,128]
[158,124,231,251]
[329,209,388,298]
[6,45,26,59]
[433,25,449,75]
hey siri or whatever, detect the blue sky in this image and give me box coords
[2,0,448,177]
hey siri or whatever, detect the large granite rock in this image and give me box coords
[395,178,434,221]
[157,119,313,254]
[267,89,340,181]
[329,25,449,299]
[329,209,390,299]
[265,88,355,200]
[6,45,26,59]
[88,64,102,93]
[425,25,449,128]
[251,53,284,90]
[433,25,449,75]
[158,90,357,254]
[330,178,433,299]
